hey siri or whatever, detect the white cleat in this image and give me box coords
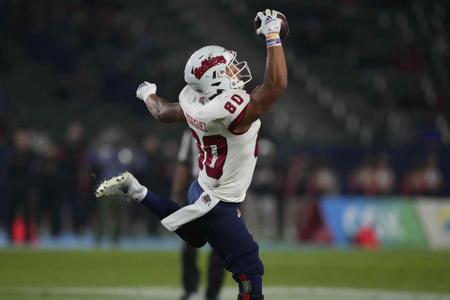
[95,171,148,202]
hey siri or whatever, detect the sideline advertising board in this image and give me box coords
[416,199,450,249]
[320,197,427,248]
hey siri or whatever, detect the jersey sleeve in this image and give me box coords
[216,90,251,131]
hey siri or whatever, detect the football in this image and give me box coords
[254,11,289,40]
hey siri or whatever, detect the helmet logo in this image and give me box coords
[194,56,226,79]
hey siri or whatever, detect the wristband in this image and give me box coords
[266,33,280,39]
[266,38,281,47]
[266,33,282,48]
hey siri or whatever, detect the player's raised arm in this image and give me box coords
[233,9,288,133]
[136,81,186,123]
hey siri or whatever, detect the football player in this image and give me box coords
[96,9,287,300]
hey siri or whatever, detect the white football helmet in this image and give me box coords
[184,45,252,97]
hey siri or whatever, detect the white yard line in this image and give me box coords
[0,287,449,300]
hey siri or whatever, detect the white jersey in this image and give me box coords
[179,85,261,203]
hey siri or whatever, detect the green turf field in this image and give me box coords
[0,249,449,299]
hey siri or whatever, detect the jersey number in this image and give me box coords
[191,130,228,180]
[223,94,244,113]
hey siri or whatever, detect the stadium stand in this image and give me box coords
[0,0,449,245]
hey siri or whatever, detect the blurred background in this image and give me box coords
[1,0,450,299]
[0,0,449,251]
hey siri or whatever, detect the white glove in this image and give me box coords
[255,9,282,37]
[136,81,157,101]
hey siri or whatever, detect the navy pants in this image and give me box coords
[141,180,264,299]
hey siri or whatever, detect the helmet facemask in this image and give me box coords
[221,51,252,90]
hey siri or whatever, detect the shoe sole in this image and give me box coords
[95,172,128,198]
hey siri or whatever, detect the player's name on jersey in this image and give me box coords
[186,113,207,132]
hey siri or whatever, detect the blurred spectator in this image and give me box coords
[281,154,311,241]
[28,128,67,238]
[401,161,425,196]
[401,152,443,196]
[245,138,282,239]
[373,154,395,195]
[298,159,338,244]
[35,141,62,237]
[137,134,172,236]
[349,154,395,195]
[307,160,340,196]
[349,155,374,195]
[60,122,89,233]
[6,129,38,245]
[422,153,443,196]
[89,127,134,243]
[283,154,310,198]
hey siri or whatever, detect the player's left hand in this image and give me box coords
[255,9,282,37]
[136,81,157,101]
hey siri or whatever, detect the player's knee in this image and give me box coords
[225,244,264,275]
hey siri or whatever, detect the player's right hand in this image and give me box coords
[255,9,282,37]
[136,81,157,101]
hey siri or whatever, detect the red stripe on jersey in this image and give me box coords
[229,105,250,135]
